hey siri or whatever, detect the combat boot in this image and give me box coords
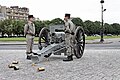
[26,52,32,60]
[26,55,31,60]
[63,55,73,61]
[30,51,38,55]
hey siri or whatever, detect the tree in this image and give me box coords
[84,20,95,35]
[0,17,120,37]
[17,20,25,36]
[104,23,114,34]
[111,23,120,35]
[0,20,5,37]
[71,17,89,34]
[12,20,25,37]
[93,21,101,34]
[34,20,46,36]
[43,20,51,27]
[2,19,13,37]
[50,18,64,25]
[72,17,84,27]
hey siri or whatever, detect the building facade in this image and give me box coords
[0,5,29,20]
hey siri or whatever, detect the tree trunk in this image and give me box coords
[1,32,4,38]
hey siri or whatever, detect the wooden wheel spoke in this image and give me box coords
[77,40,84,44]
[38,27,50,50]
[80,46,84,53]
[41,37,46,41]
[74,27,85,59]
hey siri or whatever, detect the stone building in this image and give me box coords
[0,5,29,20]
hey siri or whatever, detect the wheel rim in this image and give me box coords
[38,27,50,50]
[74,27,85,58]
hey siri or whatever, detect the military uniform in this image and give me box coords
[24,21,35,56]
[64,19,76,56]
[63,13,77,61]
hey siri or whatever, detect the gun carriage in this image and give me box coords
[31,25,85,63]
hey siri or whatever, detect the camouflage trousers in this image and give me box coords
[65,33,75,56]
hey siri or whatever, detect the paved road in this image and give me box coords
[0,38,120,80]
[0,50,120,80]
[0,39,120,50]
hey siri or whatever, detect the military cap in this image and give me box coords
[28,15,34,18]
[65,13,71,18]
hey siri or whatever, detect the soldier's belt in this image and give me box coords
[65,31,74,35]
[27,33,35,36]
[65,31,70,34]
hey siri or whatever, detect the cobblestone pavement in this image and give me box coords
[0,49,120,80]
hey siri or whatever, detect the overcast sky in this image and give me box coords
[0,0,120,24]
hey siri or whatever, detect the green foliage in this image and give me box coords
[2,19,13,37]
[104,23,113,34]
[12,20,25,36]
[0,20,5,37]
[72,17,84,27]
[93,21,101,34]
[84,20,96,35]
[34,20,45,36]
[0,17,120,37]
[111,23,120,35]
[42,20,51,27]
[50,18,64,25]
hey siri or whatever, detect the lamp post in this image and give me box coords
[100,0,106,42]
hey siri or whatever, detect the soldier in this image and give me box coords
[63,13,76,61]
[24,15,35,60]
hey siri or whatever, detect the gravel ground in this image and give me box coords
[0,49,120,80]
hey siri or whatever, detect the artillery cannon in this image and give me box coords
[31,25,85,63]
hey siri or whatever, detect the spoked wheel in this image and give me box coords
[38,27,50,50]
[38,27,52,58]
[74,26,85,59]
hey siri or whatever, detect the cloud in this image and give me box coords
[0,0,120,23]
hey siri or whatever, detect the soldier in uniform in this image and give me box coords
[24,15,35,60]
[63,13,76,61]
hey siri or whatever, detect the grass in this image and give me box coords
[86,35,120,40]
[0,35,120,42]
[0,37,39,42]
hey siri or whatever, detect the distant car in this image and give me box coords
[107,34,112,36]
[94,34,100,37]
[4,34,8,37]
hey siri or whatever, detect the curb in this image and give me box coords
[86,41,113,44]
[0,42,113,45]
[0,43,38,45]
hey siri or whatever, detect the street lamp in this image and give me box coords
[100,0,106,42]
